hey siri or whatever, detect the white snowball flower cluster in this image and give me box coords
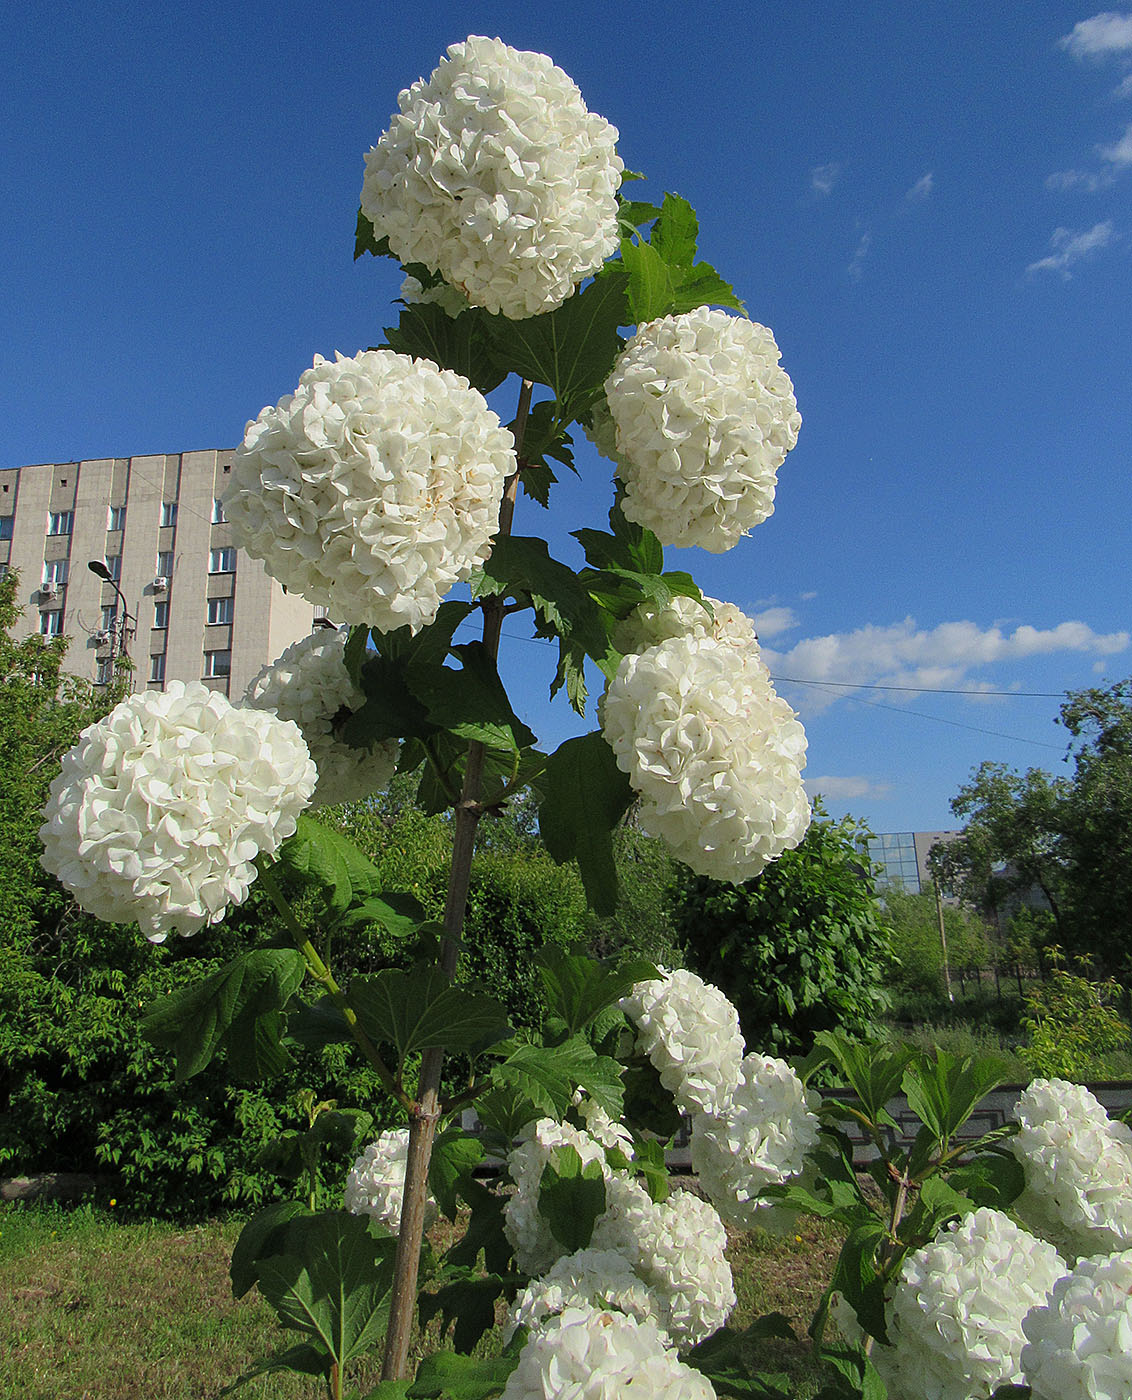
[1021,1249,1132,1400]
[872,1208,1064,1400]
[501,1305,716,1400]
[592,1177,737,1348]
[225,350,516,634]
[1010,1078,1132,1255]
[601,308,801,551]
[244,630,397,809]
[39,682,315,941]
[620,968,743,1116]
[505,1248,663,1343]
[690,1052,821,1229]
[361,36,623,320]
[504,1118,626,1276]
[602,633,810,883]
[612,593,759,660]
[344,1128,437,1234]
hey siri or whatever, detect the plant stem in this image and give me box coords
[380,378,534,1382]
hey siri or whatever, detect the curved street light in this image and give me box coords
[87,559,135,685]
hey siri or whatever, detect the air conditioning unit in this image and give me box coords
[153,575,169,591]
[94,630,112,646]
[40,581,57,598]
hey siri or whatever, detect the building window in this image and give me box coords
[207,596,233,626]
[153,601,169,629]
[104,554,122,582]
[101,604,118,631]
[43,558,69,586]
[95,658,113,685]
[108,505,126,531]
[204,649,231,678]
[160,502,178,528]
[211,497,228,524]
[0,517,12,540]
[40,610,63,637]
[209,547,236,574]
[156,550,175,578]
[150,653,166,683]
[47,511,73,536]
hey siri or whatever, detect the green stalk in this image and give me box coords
[380,379,534,1382]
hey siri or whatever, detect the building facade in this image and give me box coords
[0,451,317,699]
[865,830,959,893]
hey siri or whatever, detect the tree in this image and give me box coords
[880,885,992,999]
[671,809,892,1056]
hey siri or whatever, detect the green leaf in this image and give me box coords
[537,947,659,1038]
[902,1050,1011,1147]
[811,1033,915,1130]
[418,1274,507,1354]
[219,1342,330,1394]
[343,625,371,687]
[475,536,611,662]
[947,1150,1026,1211]
[914,1173,972,1234]
[620,237,676,324]
[491,1037,623,1122]
[829,1220,888,1344]
[254,1211,396,1369]
[349,966,512,1066]
[354,209,393,261]
[686,1316,799,1400]
[520,399,575,473]
[574,501,664,575]
[230,1200,311,1299]
[224,1007,293,1082]
[630,1135,669,1203]
[444,1175,513,1275]
[287,996,353,1050]
[419,642,538,755]
[616,198,663,238]
[652,193,699,272]
[275,815,388,921]
[429,1129,486,1222]
[669,261,745,314]
[539,1145,607,1252]
[383,301,506,395]
[621,1059,684,1141]
[407,1350,520,1400]
[539,732,634,915]
[142,948,307,1083]
[484,270,629,422]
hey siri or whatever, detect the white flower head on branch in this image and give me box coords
[602,634,810,884]
[39,682,316,941]
[361,36,623,320]
[245,629,397,809]
[620,968,744,1116]
[344,1128,437,1233]
[224,349,516,634]
[592,1176,737,1348]
[613,593,760,659]
[690,1052,821,1229]
[601,308,801,552]
[1021,1248,1132,1400]
[872,1208,1064,1400]
[505,1248,664,1343]
[500,1304,717,1400]
[1010,1077,1132,1255]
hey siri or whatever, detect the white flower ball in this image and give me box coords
[501,1305,717,1400]
[621,968,744,1116]
[874,1208,1064,1400]
[1011,1079,1132,1255]
[244,630,397,809]
[690,1052,821,1229]
[602,634,810,884]
[592,1178,737,1348]
[505,1118,623,1277]
[612,593,761,660]
[361,36,623,320]
[39,682,316,941]
[344,1127,436,1234]
[603,308,801,552]
[1022,1249,1132,1400]
[225,349,516,634]
[505,1248,663,1343]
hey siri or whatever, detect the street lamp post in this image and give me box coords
[87,560,135,687]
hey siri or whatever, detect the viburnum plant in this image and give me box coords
[39,33,1130,1400]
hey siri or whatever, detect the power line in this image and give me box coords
[772,676,1066,698]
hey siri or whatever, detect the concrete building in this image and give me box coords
[0,451,317,699]
[865,830,960,893]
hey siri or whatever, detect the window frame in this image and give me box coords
[150,653,166,683]
[39,610,63,637]
[203,649,232,678]
[47,511,73,536]
[207,596,233,626]
[153,600,169,630]
[160,502,178,528]
[208,547,236,575]
[107,505,126,531]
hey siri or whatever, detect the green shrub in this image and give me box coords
[881,886,994,999]
[1020,957,1132,1081]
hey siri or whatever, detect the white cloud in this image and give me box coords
[848,230,871,281]
[1026,220,1116,276]
[905,172,934,201]
[1098,120,1132,164]
[800,590,818,602]
[804,775,892,801]
[762,616,1130,714]
[750,606,798,639]
[1045,167,1117,191]
[811,162,840,195]
[1059,12,1132,61]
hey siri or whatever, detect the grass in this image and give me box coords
[0,1198,842,1400]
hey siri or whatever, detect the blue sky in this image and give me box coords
[3,2,1129,835]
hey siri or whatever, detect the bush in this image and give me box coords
[1020,957,1132,1081]
[881,886,994,999]
[671,810,892,1056]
